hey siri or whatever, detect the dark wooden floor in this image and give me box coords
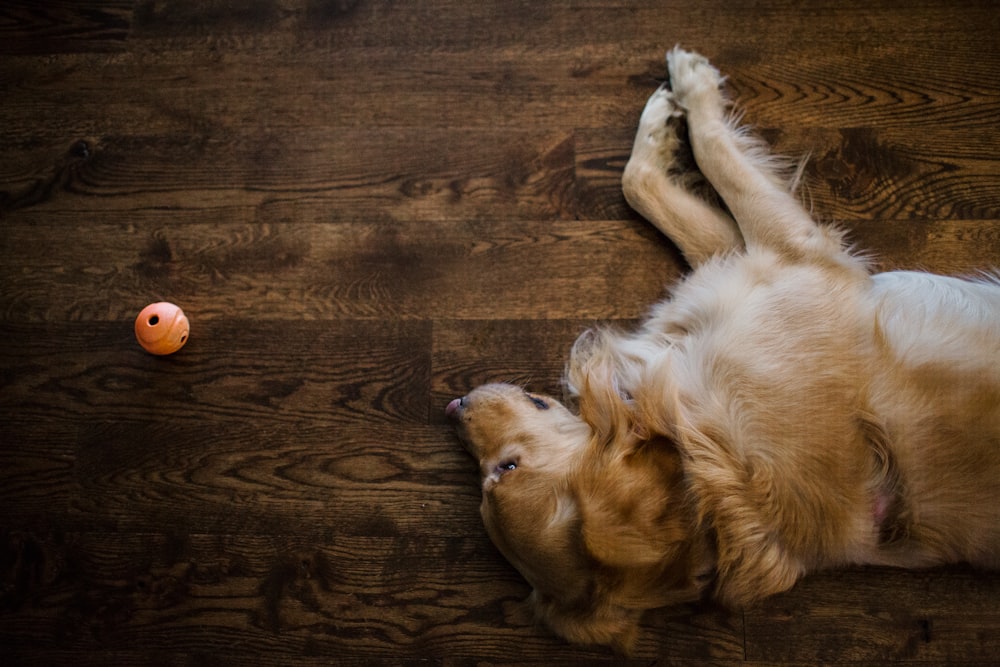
[2,1,999,664]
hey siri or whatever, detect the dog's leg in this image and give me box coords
[622,84,745,266]
[667,48,842,261]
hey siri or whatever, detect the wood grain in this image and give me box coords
[0,219,680,321]
[0,129,577,218]
[0,1,132,55]
[0,530,742,661]
[2,0,999,663]
[745,567,1000,662]
[0,321,431,423]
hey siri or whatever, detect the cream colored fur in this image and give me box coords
[447,48,1000,651]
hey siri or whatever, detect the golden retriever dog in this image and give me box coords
[446,48,1000,650]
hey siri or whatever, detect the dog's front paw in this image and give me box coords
[632,84,684,159]
[667,46,724,111]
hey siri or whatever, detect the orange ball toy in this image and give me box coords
[134,302,190,355]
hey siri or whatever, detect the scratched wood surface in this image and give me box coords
[2,0,999,664]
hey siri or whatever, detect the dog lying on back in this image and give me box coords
[446,48,1000,650]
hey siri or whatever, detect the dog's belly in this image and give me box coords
[654,263,1000,570]
[867,271,1000,566]
[868,271,1000,433]
[871,271,1000,371]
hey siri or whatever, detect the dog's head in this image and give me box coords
[447,382,714,650]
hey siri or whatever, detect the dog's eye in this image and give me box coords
[527,394,549,410]
[495,461,517,476]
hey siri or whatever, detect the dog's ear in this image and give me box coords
[577,436,688,567]
[580,493,671,567]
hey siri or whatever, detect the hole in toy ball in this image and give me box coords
[180,335,187,343]
[148,315,160,326]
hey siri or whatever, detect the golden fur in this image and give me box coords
[446,48,1000,651]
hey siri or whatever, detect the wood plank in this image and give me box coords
[125,0,1000,56]
[0,530,743,661]
[0,219,682,322]
[0,420,77,525]
[745,567,1000,662]
[0,129,576,218]
[725,56,1000,134]
[846,219,1000,275]
[0,49,647,139]
[0,321,431,425]
[65,421,479,536]
[0,1,132,55]
[794,126,1000,222]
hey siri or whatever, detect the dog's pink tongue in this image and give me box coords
[445,398,461,418]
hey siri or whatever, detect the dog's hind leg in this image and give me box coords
[622,84,745,266]
[667,48,847,263]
